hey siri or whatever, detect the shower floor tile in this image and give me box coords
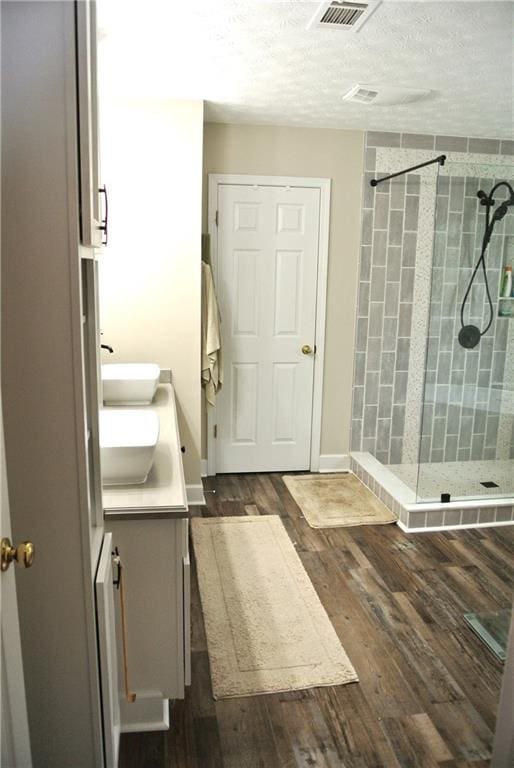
[389,458,514,502]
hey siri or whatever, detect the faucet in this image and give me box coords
[101,344,114,354]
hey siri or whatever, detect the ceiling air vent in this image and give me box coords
[343,84,432,106]
[307,1,382,32]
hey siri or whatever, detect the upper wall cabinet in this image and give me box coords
[76,0,106,249]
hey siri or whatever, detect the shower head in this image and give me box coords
[476,182,514,209]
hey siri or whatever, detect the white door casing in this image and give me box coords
[207,176,330,474]
[0,294,32,767]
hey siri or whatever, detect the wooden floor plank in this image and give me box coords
[118,472,513,768]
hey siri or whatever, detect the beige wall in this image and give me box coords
[99,99,204,485]
[202,122,364,461]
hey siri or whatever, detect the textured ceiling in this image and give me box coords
[98,0,514,138]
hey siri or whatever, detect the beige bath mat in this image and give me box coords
[191,515,357,699]
[283,473,397,528]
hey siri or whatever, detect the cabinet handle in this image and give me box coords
[99,184,108,246]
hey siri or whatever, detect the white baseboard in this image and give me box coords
[187,483,206,506]
[201,459,208,478]
[318,454,350,473]
[120,691,169,733]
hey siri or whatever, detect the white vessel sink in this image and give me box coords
[101,363,160,405]
[99,409,160,486]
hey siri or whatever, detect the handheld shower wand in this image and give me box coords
[458,181,514,349]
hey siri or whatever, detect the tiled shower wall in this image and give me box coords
[421,174,514,464]
[351,131,514,465]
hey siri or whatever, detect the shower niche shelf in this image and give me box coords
[498,296,514,318]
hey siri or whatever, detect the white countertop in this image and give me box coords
[102,383,189,519]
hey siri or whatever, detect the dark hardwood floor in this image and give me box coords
[119,473,514,767]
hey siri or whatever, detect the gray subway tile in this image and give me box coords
[444,435,458,462]
[369,302,384,337]
[403,232,417,267]
[404,195,420,231]
[435,135,468,152]
[471,433,485,460]
[386,246,402,282]
[400,267,415,303]
[372,229,388,265]
[367,131,401,148]
[383,317,398,351]
[364,369,380,406]
[449,177,465,212]
[462,199,477,236]
[375,450,390,465]
[390,178,406,210]
[406,174,421,195]
[389,210,404,246]
[350,419,362,451]
[373,193,390,231]
[398,303,413,338]
[396,338,410,371]
[360,245,372,282]
[391,404,405,438]
[435,196,449,232]
[352,386,364,419]
[356,317,368,352]
[468,138,500,154]
[367,337,382,372]
[437,176,450,196]
[500,139,514,155]
[376,419,391,451]
[378,385,393,419]
[362,209,373,245]
[365,147,376,170]
[447,212,463,248]
[363,405,378,438]
[389,437,403,463]
[363,173,375,208]
[354,351,366,386]
[370,267,386,301]
[385,282,400,317]
[401,133,435,150]
[380,352,395,385]
[358,281,370,316]
[394,370,408,404]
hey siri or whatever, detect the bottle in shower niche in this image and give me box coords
[501,266,512,298]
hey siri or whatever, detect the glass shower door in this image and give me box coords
[417,160,514,504]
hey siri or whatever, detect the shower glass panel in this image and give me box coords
[417,160,514,503]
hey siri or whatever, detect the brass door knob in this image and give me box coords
[301,344,313,355]
[1,538,35,572]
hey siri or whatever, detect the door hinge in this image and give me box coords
[214,424,218,439]
[215,210,219,227]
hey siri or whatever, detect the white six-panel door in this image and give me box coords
[215,183,321,473]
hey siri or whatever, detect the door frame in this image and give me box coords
[207,173,331,476]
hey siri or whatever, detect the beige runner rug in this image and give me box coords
[191,515,357,699]
[283,473,397,528]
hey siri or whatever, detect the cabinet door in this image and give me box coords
[76,0,104,248]
[95,532,121,768]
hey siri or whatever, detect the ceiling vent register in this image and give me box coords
[307,1,382,31]
[342,84,432,106]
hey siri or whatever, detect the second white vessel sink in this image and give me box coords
[102,363,160,405]
[99,408,160,486]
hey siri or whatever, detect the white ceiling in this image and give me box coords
[98,0,514,139]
